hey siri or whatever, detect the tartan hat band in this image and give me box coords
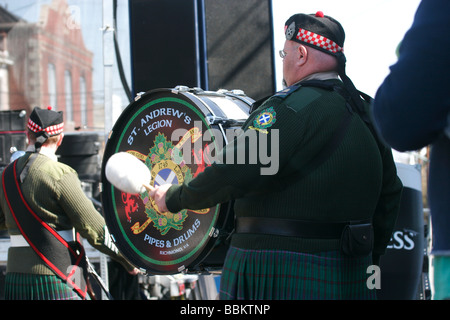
[296,28,343,54]
[27,118,64,136]
[27,106,64,137]
[285,12,345,56]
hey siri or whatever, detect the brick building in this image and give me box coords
[1,0,94,132]
[0,5,16,112]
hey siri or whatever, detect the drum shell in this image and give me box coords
[377,163,424,300]
[101,87,252,274]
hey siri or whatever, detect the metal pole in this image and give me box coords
[101,0,115,300]
[103,0,114,134]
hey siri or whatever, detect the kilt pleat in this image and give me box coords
[4,273,83,300]
[219,246,377,300]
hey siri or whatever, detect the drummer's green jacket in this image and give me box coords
[0,151,136,275]
[166,78,403,260]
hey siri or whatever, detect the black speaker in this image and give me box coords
[129,0,202,94]
[203,0,275,100]
[0,110,27,166]
[56,132,100,156]
[56,132,101,181]
[129,0,275,101]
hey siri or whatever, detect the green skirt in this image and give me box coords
[219,246,377,300]
[4,273,84,300]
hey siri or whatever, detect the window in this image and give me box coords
[80,76,87,126]
[64,70,73,122]
[47,63,57,109]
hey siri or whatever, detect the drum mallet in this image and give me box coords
[105,152,154,194]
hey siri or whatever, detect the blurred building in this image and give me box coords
[0,4,15,111]
[0,0,94,132]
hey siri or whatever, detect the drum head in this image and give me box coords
[101,88,249,274]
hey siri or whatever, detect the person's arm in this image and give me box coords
[371,146,403,265]
[58,172,137,273]
[372,0,450,151]
[155,86,352,213]
[155,95,306,213]
[163,108,288,213]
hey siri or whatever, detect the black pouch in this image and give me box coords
[340,223,373,257]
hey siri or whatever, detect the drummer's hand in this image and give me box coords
[128,267,140,276]
[149,184,171,213]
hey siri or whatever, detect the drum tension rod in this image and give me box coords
[207,116,246,127]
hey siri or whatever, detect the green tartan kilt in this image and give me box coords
[4,273,84,300]
[219,246,377,300]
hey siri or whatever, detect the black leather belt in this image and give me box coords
[236,217,371,239]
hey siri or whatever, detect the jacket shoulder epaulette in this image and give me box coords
[272,84,302,99]
[251,82,331,114]
[273,84,325,113]
[249,85,302,113]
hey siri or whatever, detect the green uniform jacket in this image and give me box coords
[0,152,135,275]
[166,79,403,260]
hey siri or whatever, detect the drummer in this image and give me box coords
[0,106,138,300]
[151,12,402,300]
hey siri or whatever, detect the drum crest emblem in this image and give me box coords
[138,133,193,235]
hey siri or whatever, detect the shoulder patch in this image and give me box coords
[248,107,277,134]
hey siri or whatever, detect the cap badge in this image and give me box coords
[285,21,296,40]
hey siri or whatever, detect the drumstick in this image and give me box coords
[105,152,154,194]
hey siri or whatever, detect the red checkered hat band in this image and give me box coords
[296,28,343,54]
[28,118,64,136]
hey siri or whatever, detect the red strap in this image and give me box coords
[2,160,87,299]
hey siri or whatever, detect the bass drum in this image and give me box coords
[101,86,253,275]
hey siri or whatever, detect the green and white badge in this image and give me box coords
[250,107,277,133]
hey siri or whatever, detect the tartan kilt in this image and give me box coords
[4,273,84,300]
[219,246,377,300]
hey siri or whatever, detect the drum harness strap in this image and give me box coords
[238,80,380,243]
[2,155,113,299]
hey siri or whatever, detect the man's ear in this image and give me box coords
[56,133,64,147]
[298,45,308,66]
